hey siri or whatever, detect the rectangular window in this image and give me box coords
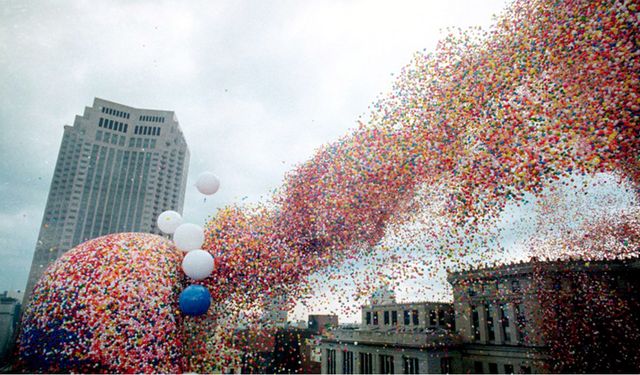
[327,349,336,374]
[412,310,419,325]
[472,305,480,341]
[366,311,371,325]
[474,361,484,374]
[403,357,419,374]
[440,357,452,374]
[504,364,514,374]
[404,310,410,325]
[438,310,445,326]
[360,353,373,374]
[391,310,398,325]
[384,311,389,325]
[429,310,437,326]
[486,304,495,342]
[379,355,394,374]
[488,363,498,374]
[373,311,378,325]
[520,365,531,374]
[511,279,520,292]
[124,124,128,133]
[157,128,161,136]
[95,131,103,141]
[103,133,110,143]
[119,136,125,146]
[516,303,526,344]
[501,304,511,343]
[99,118,104,127]
[342,351,354,374]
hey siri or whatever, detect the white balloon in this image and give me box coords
[196,172,220,195]
[173,223,204,252]
[157,210,183,234]
[182,249,215,280]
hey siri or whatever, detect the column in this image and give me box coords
[394,354,403,374]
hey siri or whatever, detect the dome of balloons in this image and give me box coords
[17,233,185,373]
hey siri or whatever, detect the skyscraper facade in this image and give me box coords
[24,98,190,302]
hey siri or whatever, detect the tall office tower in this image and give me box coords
[24,98,190,303]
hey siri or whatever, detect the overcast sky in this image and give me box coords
[0,0,517,296]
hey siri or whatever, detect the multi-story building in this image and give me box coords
[319,256,640,374]
[24,98,190,303]
[0,292,22,364]
[319,287,459,374]
[448,261,548,374]
[449,256,640,374]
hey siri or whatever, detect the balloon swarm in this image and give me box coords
[17,0,640,372]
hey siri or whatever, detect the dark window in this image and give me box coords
[327,349,336,374]
[511,279,520,292]
[440,357,452,374]
[124,124,128,133]
[366,311,371,325]
[373,312,378,325]
[474,361,484,374]
[99,118,104,127]
[501,303,511,343]
[472,305,480,341]
[412,310,419,325]
[342,351,353,374]
[404,310,410,325]
[488,362,498,374]
[379,354,394,374]
[516,303,526,344]
[403,357,419,374]
[504,364,514,374]
[520,365,531,374]
[438,310,445,326]
[486,304,495,342]
[384,311,389,325]
[360,353,373,374]
[157,128,161,136]
[391,310,398,325]
[429,310,437,326]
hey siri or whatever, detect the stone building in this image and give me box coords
[319,298,459,374]
[319,256,640,374]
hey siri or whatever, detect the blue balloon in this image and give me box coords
[179,285,211,316]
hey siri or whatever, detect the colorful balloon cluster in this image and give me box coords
[17,233,185,373]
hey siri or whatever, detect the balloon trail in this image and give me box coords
[18,0,639,372]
